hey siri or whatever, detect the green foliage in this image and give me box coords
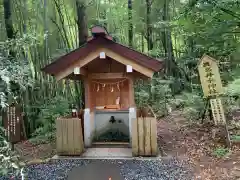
[135,76,173,117]
[173,92,205,121]
[231,135,240,142]
[213,147,230,158]
[222,78,240,117]
[29,96,72,144]
[225,78,240,98]
[0,35,38,108]
[0,126,24,177]
[0,0,238,122]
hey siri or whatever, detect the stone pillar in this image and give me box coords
[84,108,92,147]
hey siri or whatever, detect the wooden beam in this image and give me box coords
[88,73,127,79]
[84,78,91,109]
[73,67,87,76]
[55,49,104,81]
[77,49,104,67]
[56,67,87,81]
[79,68,87,76]
[102,48,154,78]
[55,47,155,81]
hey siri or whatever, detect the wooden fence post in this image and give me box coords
[150,117,158,156]
[131,118,138,156]
[56,117,84,156]
[131,115,158,157]
[138,117,145,156]
[144,117,151,156]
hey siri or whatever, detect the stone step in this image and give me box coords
[92,142,130,148]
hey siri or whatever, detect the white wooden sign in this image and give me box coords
[100,52,106,59]
[127,65,133,72]
[210,98,226,125]
[74,67,80,74]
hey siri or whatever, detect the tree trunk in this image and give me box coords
[162,0,173,76]
[53,0,71,50]
[161,0,190,93]
[4,0,14,39]
[3,0,15,58]
[76,0,88,109]
[141,33,144,52]
[101,0,107,28]
[146,0,153,51]
[76,1,88,47]
[128,0,133,47]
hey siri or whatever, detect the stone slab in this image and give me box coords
[81,148,132,158]
[67,161,124,180]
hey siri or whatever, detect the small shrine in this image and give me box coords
[42,26,163,148]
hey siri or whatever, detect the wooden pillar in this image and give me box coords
[84,78,91,109]
[83,77,93,147]
[128,76,135,107]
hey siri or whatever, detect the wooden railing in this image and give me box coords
[131,117,158,156]
[56,117,84,155]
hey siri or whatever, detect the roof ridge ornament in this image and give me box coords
[91,25,108,36]
[90,25,113,41]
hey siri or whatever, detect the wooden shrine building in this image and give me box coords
[42,26,163,148]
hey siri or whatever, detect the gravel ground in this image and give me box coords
[0,158,193,180]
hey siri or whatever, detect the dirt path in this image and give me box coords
[15,141,56,163]
[157,111,240,180]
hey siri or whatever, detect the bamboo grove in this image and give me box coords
[0,0,239,138]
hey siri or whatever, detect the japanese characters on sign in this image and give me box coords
[3,104,22,143]
[6,106,17,141]
[198,55,223,97]
[203,61,217,96]
[210,98,226,125]
[198,55,226,125]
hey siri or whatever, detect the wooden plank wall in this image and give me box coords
[131,117,158,156]
[56,118,84,155]
[90,79,129,109]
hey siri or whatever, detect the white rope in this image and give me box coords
[91,78,127,85]
[92,79,127,92]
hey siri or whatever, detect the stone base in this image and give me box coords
[84,107,136,147]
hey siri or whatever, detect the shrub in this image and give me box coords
[0,126,24,178]
[174,92,205,121]
[135,77,173,118]
[29,96,71,144]
[231,135,240,141]
[213,147,230,158]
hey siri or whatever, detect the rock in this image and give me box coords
[27,159,44,165]
[19,161,26,167]
[44,158,51,163]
